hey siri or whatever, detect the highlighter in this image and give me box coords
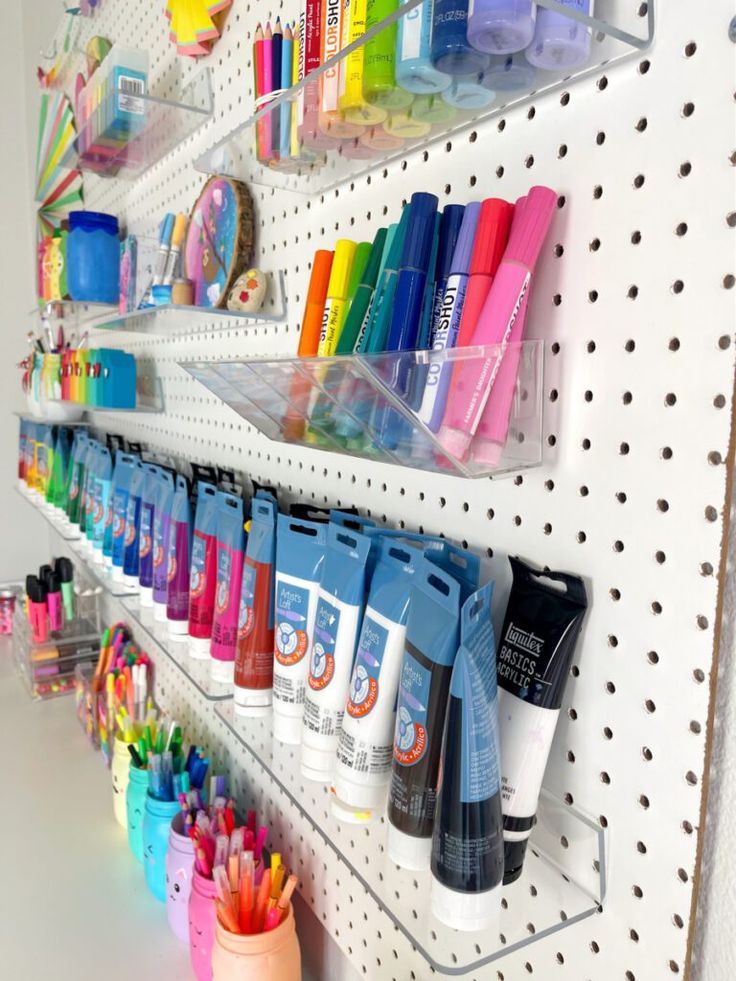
[336,228,388,354]
[297,250,334,356]
[439,185,557,461]
[456,197,514,348]
[363,0,413,110]
[418,201,480,432]
[26,576,49,643]
[54,556,76,622]
[47,573,63,632]
[317,240,357,357]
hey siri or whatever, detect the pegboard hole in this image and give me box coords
[642,746,653,761]
[677,868,689,884]
[682,102,695,118]
[631,230,642,245]
[638,795,650,810]
[696,615,709,630]
[603,727,613,740]
[685,770,698,786]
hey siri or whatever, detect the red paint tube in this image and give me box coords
[210,492,246,684]
[188,482,219,659]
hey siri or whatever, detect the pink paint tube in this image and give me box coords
[438,187,557,462]
[209,492,246,684]
[188,482,218,659]
[166,474,193,638]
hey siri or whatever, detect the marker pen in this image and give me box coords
[396,0,452,94]
[386,192,439,357]
[455,197,514,348]
[297,251,334,356]
[54,556,75,622]
[152,213,175,287]
[362,211,408,353]
[438,185,556,460]
[317,240,357,357]
[27,577,49,643]
[47,574,63,632]
[418,201,480,432]
[427,205,466,349]
[335,228,388,354]
[162,213,188,287]
[405,212,441,414]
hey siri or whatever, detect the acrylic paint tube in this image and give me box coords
[78,441,96,544]
[65,430,88,526]
[272,515,328,744]
[387,559,461,870]
[138,464,161,607]
[430,581,504,931]
[102,453,121,567]
[497,556,588,882]
[123,461,145,587]
[92,446,112,562]
[188,482,219,659]
[234,495,277,714]
[111,453,138,580]
[152,469,176,622]
[210,492,246,683]
[301,523,371,781]
[166,474,193,638]
[333,540,419,821]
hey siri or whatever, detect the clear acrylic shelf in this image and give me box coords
[179,341,544,479]
[215,701,605,976]
[121,597,233,702]
[31,300,117,327]
[91,271,287,335]
[194,0,654,193]
[60,66,213,179]
[15,483,82,541]
[52,374,165,414]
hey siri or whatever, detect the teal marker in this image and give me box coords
[362,206,410,354]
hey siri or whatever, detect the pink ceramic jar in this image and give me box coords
[189,868,217,981]
[211,905,301,981]
[166,812,195,942]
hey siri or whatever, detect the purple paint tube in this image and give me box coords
[167,474,193,638]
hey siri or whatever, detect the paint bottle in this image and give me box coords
[442,72,496,108]
[525,0,593,71]
[430,581,504,930]
[123,460,145,588]
[188,483,219,659]
[431,0,490,76]
[111,453,138,581]
[497,556,588,882]
[387,559,461,869]
[152,469,176,622]
[466,0,537,55]
[138,464,160,607]
[210,492,246,684]
[301,524,371,782]
[234,495,277,714]
[396,0,451,95]
[273,515,329,744]
[363,0,414,110]
[333,540,419,821]
[166,474,193,638]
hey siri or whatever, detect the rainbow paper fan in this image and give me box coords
[35,90,83,236]
[166,0,233,57]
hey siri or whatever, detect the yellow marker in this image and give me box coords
[317,240,357,356]
[340,0,387,125]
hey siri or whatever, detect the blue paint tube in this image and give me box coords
[152,469,175,619]
[123,460,146,587]
[188,482,219,659]
[430,581,504,931]
[92,446,112,561]
[166,474,193,637]
[333,540,419,821]
[273,515,329,744]
[110,453,139,579]
[138,464,161,606]
[301,523,371,782]
[387,558,461,870]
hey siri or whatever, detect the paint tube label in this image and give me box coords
[139,502,154,586]
[307,598,341,694]
[303,594,360,737]
[498,690,557,824]
[273,575,318,706]
[211,542,244,660]
[398,2,424,61]
[238,563,257,641]
[454,653,499,805]
[393,653,432,768]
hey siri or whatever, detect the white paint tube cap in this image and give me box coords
[430,877,502,934]
[111,565,124,582]
[330,792,376,825]
[300,743,334,783]
[210,658,234,685]
[167,618,189,637]
[386,824,432,871]
[188,634,211,659]
[153,601,168,622]
[139,586,154,607]
[273,711,304,745]
[123,574,139,589]
[333,771,387,811]
[233,686,272,716]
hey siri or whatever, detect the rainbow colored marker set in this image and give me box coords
[254,0,594,167]
[294,184,555,466]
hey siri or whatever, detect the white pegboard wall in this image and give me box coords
[39,1,736,979]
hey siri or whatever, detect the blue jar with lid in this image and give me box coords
[67,210,120,303]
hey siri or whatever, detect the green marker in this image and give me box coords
[336,228,388,354]
[362,205,409,353]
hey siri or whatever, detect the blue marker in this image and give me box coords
[418,201,480,432]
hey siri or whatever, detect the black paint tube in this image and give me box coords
[497,556,588,883]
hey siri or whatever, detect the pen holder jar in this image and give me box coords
[189,869,217,981]
[143,793,181,902]
[111,732,133,828]
[211,907,301,981]
[166,811,195,943]
[126,763,148,862]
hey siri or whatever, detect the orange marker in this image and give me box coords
[297,250,334,356]
[253,869,272,933]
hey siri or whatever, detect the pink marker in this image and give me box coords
[438,186,557,462]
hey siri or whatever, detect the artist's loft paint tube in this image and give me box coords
[166,475,193,638]
[102,452,121,568]
[333,541,419,822]
[234,495,277,715]
[273,515,328,744]
[210,492,246,684]
[65,429,88,527]
[497,556,588,883]
[152,469,176,623]
[431,582,504,931]
[387,560,461,870]
[188,483,219,659]
[111,453,138,581]
[138,464,160,607]
[301,524,371,782]
[92,446,112,562]
[123,461,145,588]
